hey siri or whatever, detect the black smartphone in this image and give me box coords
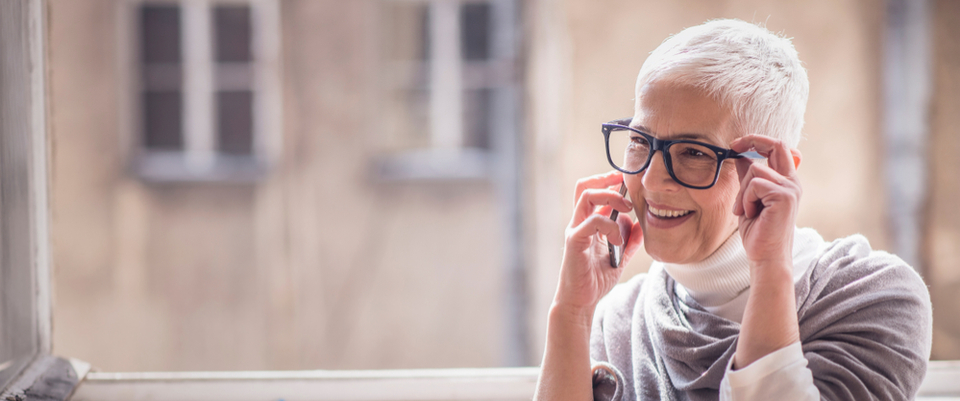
[607,182,628,268]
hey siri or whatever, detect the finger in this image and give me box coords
[621,217,644,264]
[741,177,794,219]
[735,157,752,183]
[573,171,625,205]
[730,135,796,178]
[616,213,632,246]
[595,204,614,218]
[741,178,762,218]
[571,188,633,227]
[734,160,766,216]
[570,213,626,246]
[743,162,802,193]
[734,157,799,216]
[733,158,753,216]
[744,161,801,210]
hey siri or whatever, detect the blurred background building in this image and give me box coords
[46,0,960,372]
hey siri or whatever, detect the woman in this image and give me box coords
[534,19,931,400]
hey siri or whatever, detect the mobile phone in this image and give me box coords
[607,182,628,268]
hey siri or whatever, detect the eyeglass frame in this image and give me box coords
[601,118,764,190]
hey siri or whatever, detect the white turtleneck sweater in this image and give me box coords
[655,227,825,400]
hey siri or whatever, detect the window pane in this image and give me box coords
[143,91,183,150]
[461,2,491,61]
[141,5,181,64]
[215,5,252,63]
[463,88,491,149]
[217,90,253,155]
[141,4,182,153]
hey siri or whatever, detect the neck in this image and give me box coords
[659,230,750,307]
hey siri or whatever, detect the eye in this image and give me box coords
[683,147,706,157]
[671,143,718,163]
[630,134,649,146]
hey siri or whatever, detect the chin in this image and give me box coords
[643,238,693,264]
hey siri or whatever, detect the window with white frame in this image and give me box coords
[377,0,520,181]
[133,0,280,182]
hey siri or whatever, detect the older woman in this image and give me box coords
[534,19,931,400]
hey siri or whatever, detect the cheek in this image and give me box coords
[696,168,740,228]
[624,173,644,207]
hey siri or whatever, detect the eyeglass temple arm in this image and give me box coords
[732,151,765,160]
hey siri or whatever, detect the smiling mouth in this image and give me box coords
[647,205,694,219]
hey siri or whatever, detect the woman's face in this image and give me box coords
[626,79,742,264]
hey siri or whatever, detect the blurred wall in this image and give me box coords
[50,0,505,371]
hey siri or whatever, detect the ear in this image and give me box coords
[790,148,802,170]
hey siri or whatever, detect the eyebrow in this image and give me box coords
[630,124,713,142]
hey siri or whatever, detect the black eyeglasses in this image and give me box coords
[601,118,764,189]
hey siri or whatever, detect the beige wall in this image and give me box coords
[50,0,504,371]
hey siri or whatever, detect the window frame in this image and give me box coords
[375,0,521,182]
[0,0,86,399]
[122,0,282,183]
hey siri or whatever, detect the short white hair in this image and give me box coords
[635,19,809,148]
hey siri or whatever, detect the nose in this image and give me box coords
[640,151,681,192]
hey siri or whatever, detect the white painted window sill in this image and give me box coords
[69,367,539,401]
[61,361,960,401]
[135,151,267,183]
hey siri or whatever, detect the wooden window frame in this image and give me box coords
[123,0,282,183]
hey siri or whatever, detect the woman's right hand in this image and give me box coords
[554,170,644,316]
[534,171,643,401]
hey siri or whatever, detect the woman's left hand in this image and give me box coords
[730,134,802,270]
[729,134,804,368]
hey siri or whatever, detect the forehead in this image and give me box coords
[631,80,738,145]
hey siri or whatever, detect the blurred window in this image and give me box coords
[377,0,519,181]
[134,0,279,182]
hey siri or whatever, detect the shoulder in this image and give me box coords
[809,234,929,301]
[798,233,933,399]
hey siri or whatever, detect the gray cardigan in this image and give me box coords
[590,234,932,400]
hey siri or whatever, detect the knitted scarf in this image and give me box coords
[589,233,931,400]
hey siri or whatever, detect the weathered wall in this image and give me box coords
[50,0,504,371]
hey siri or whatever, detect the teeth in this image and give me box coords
[648,205,692,218]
